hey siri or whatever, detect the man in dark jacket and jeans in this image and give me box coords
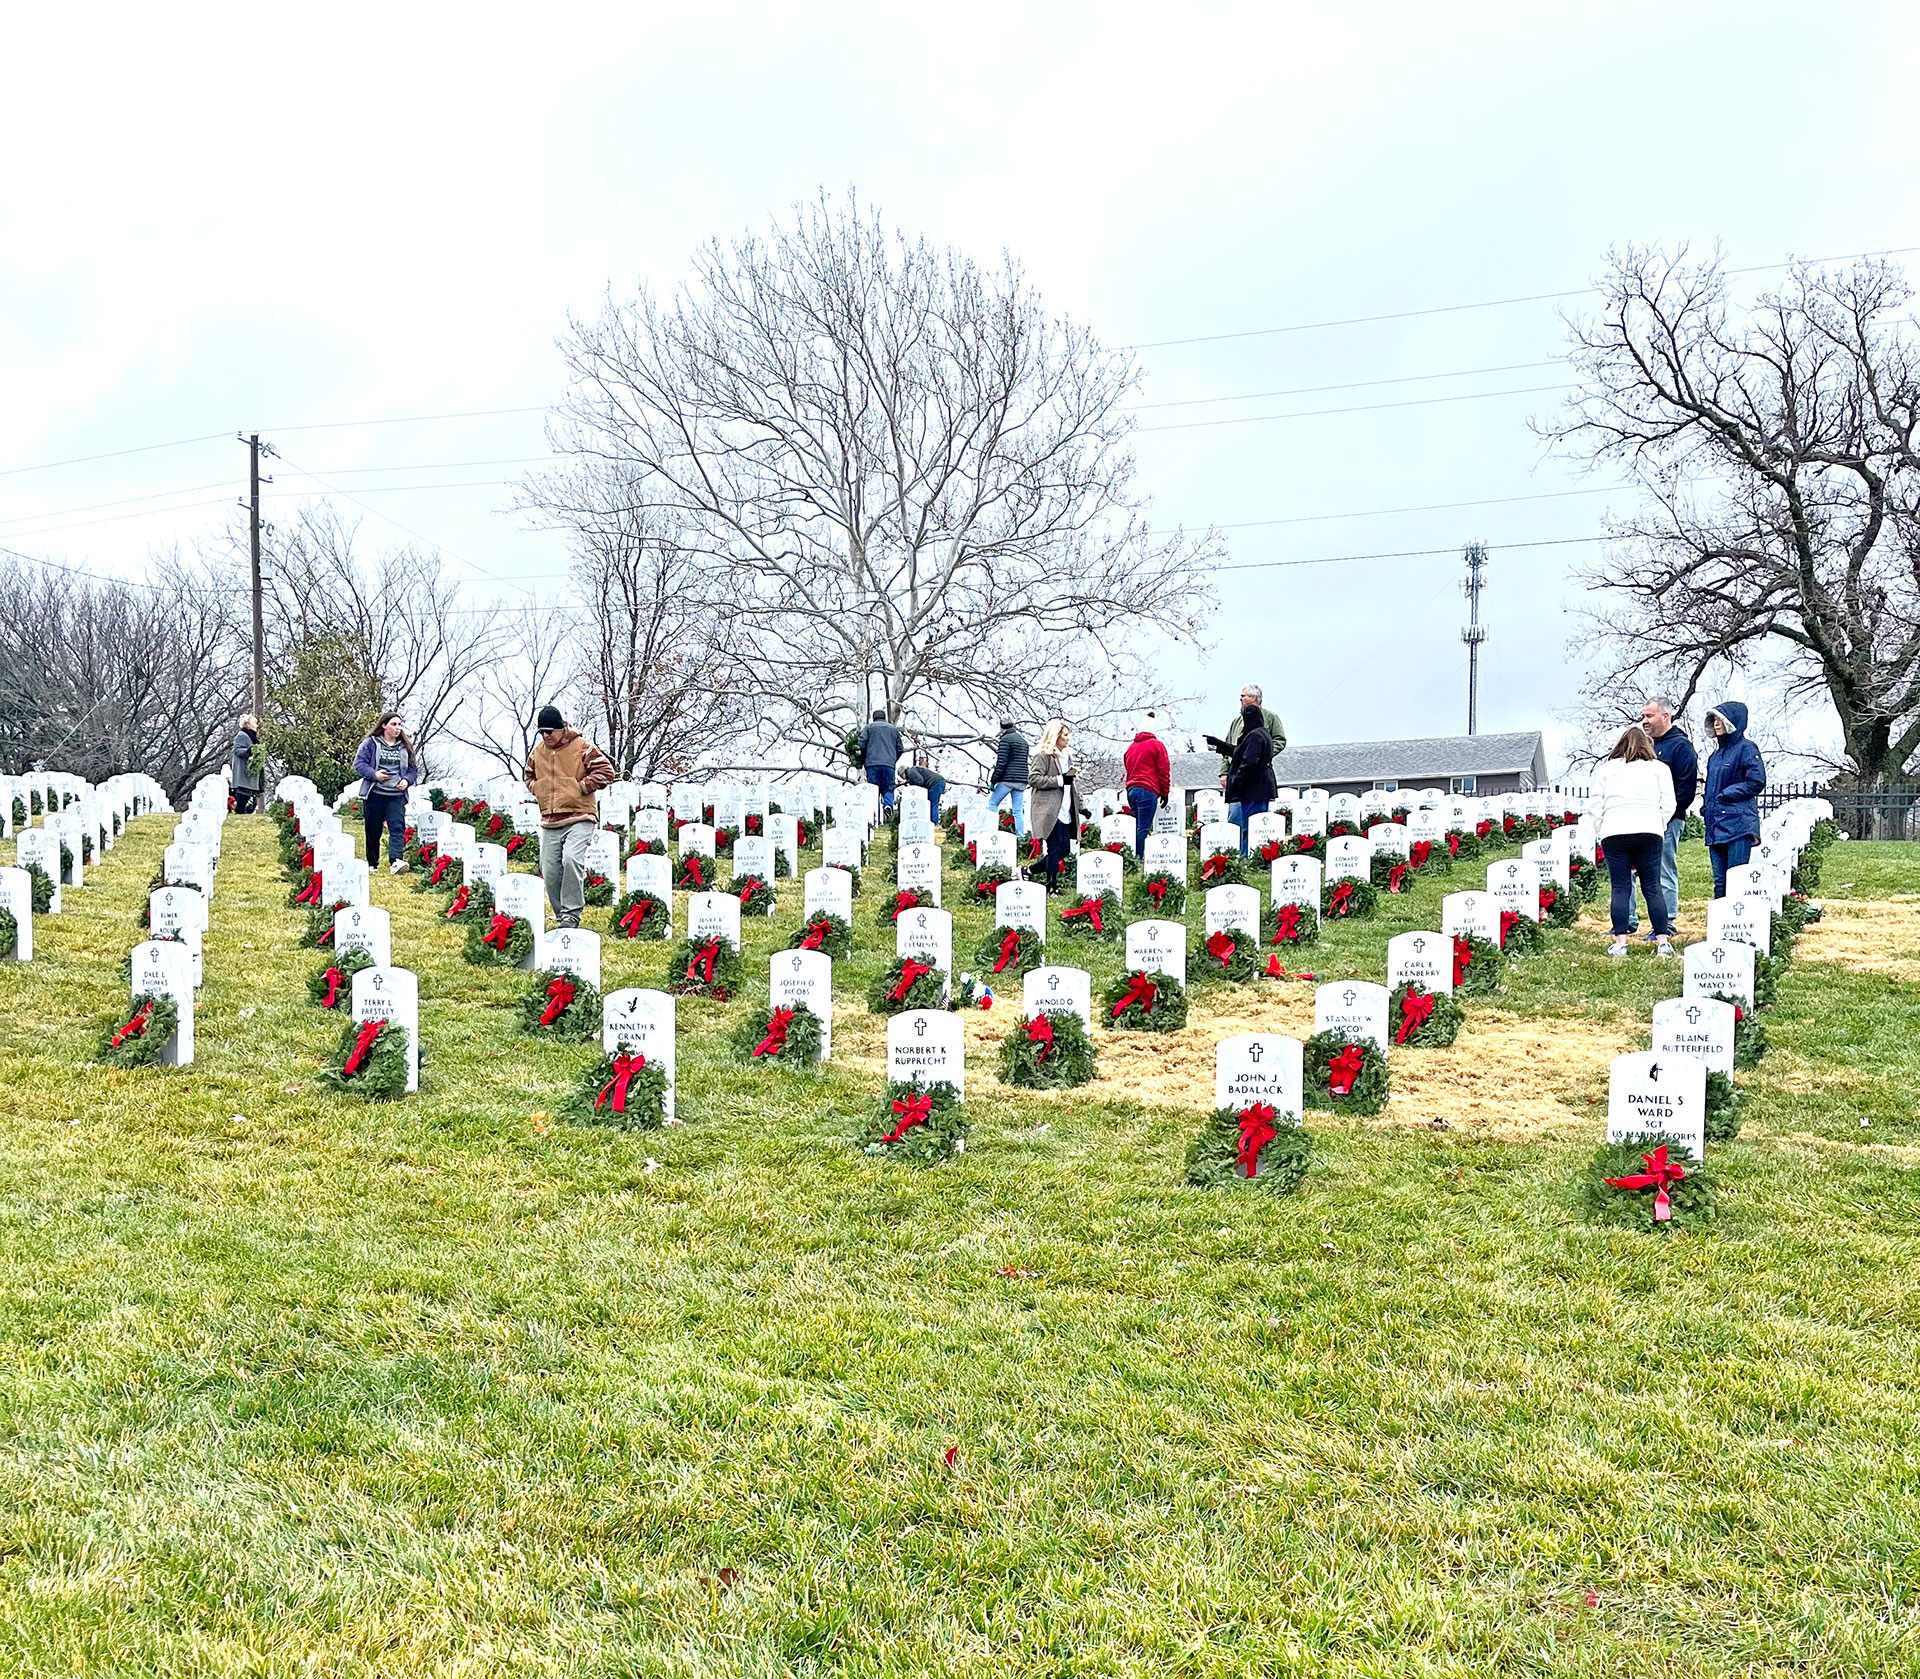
[1628,695,1699,937]
[1701,699,1765,898]
[987,716,1030,838]
[858,710,904,814]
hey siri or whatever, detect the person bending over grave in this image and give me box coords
[523,704,617,929]
[1221,704,1277,854]
[230,713,263,814]
[898,753,945,820]
[1124,713,1171,857]
[1205,683,1286,828]
[1028,719,1082,893]
[987,716,1030,838]
[353,712,421,874]
[1701,700,1766,900]
[859,710,905,814]
[1592,725,1677,958]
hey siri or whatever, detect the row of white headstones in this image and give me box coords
[0,770,171,967]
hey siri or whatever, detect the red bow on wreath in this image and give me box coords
[618,899,654,936]
[1477,820,1493,839]
[506,835,526,856]
[1146,878,1168,905]
[893,890,922,918]
[1327,1044,1365,1096]
[1732,1005,1745,1024]
[1236,1101,1277,1178]
[991,928,1022,973]
[799,919,829,950]
[1410,840,1432,869]
[1024,1013,1056,1061]
[1451,934,1472,986]
[481,914,515,951]
[1295,833,1317,852]
[1062,898,1103,933]
[294,875,321,905]
[1205,929,1238,968]
[341,1018,385,1076]
[1446,832,1462,857]
[594,1052,648,1114]
[428,855,454,885]
[1395,990,1435,1045]
[752,1006,795,1057]
[1498,909,1519,949]
[444,884,470,920]
[889,958,932,1002]
[1605,1143,1687,1222]
[539,975,576,1026]
[1387,863,1410,894]
[738,877,763,906]
[1328,879,1356,916]
[974,877,1001,899]
[1201,853,1230,881]
[686,937,723,985]
[1257,839,1283,863]
[1271,902,1304,943]
[1539,887,1557,914]
[298,844,314,870]
[681,856,705,887]
[882,1093,934,1143]
[1111,971,1158,1018]
[321,967,345,1010]
[111,1000,154,1048]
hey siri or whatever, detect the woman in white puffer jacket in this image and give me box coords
[1591,725,1678,957]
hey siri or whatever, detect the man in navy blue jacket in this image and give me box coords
[1629,696,1700,935]
[1701,699,1766,898]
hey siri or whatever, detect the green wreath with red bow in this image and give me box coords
[858,1079,966,1165]
[1185,1104,1312,1192]
[318,1017,412,1099]
[1709,993,1767,1068]
[732,1000,825,1065]
[1133,871,1188,916]
[1303,1030,1388,1117]
[1567,852,1600,902]
[1580,1137,1716,1231]
[1103,968,1188,1032]
[1450,932,1503,997]
[441,877,494,927]
[413,852,462,893]
[464,912,535,968]
[787,911,853,958]
[1197,925,1262,983]
[1497,909,1545,957]
[1538,883,1579,929]
[625,836,667,861]
[1265,899,1320,949]
[1406,838,1451,875]
[876,886,930,926]
[868,955,948,1014]
[1059,890,1121,942]
[98,993,181,1068]
[1369,854,1414,896]
[974,923,1044,980]
[673,852,714,893]
[1321,876,1377,921]
[563,1049,669,1129]
[669,934,742,1000]
[731,872,774,916]
[611,890,670,940]
[999,1007,1096,1088]
[302,898,352,950]
[1197,850,1247,888]
[583,870,615,907]
[307,947,374,1010]
[517,968,602,1040]
[1442,828,1482,863]
[968,863,1012,904]
[1388,981,1463,1048]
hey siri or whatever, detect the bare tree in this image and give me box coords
[1542,247,1920,785]
[533,194,1220,772]
[446,602,580,780]
[252,503,507,766]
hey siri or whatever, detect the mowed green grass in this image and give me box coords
[0,813,1917,1677]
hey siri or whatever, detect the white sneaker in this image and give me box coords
[1655,937,1676,958]
[390,860,410,876]
[1606,939,1629,957]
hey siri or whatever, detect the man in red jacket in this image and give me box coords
[1123,714,1172,858]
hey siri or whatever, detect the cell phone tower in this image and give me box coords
[1460,542,1490,735]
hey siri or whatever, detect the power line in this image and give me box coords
[1124,360,1561,411]
[1114,242,1920,351]
[0,496,236,542]
[263,404,549,434]
[0,479,237,528]
[1135,382,1569,434]
[1212,535,1605,573]
[0,431,232,479]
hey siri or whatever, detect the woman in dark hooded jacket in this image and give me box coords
[1222,703,1277,854]
[1700,699,1766,897]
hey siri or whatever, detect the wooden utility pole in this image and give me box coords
[247,433,265,719]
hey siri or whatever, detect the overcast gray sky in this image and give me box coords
[4,1,1914,773]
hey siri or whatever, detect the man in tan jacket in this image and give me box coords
[523,705,617,928]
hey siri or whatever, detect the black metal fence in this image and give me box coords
[1759,779,1920,841]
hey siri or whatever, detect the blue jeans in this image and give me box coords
[1235,799,1270,855]
[1605,831,1671,935]
[1627,816,1686,931]
[865,762,895,811]
[1127,788,1159,857]
[364,790,407,863]
[1709,834,1753,899]
[989,782,1026,838]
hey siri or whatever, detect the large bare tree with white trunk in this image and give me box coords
[532,195,1221,772]
[1543,247,1920,783]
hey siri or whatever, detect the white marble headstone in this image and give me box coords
[351,967,420,1093]
[1606,1050,1706,1153]
[886,1009,965,1097]
[0,867,32,960]
[769,948,833,1061]
[1706,895,1771,955]
[602,988,678,1121]
[1203,884,1261,938]
[536,928,603,989]
[1124,918,1186,984]
[1074,850,1122,900]
[129,939,194,1065]
[995,881,1046,935]
[1387,930,1453,995]
[687,891,743,951]
[1442,891,1499,943]
[1314,980,1390,1056]
[1683,941,1756,1010]
[1023,964,1092,1029]
[1650,996,1736,1077]
[1215,1033,1303,1118]
[333,905,392,968]
[804,866,855,922]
